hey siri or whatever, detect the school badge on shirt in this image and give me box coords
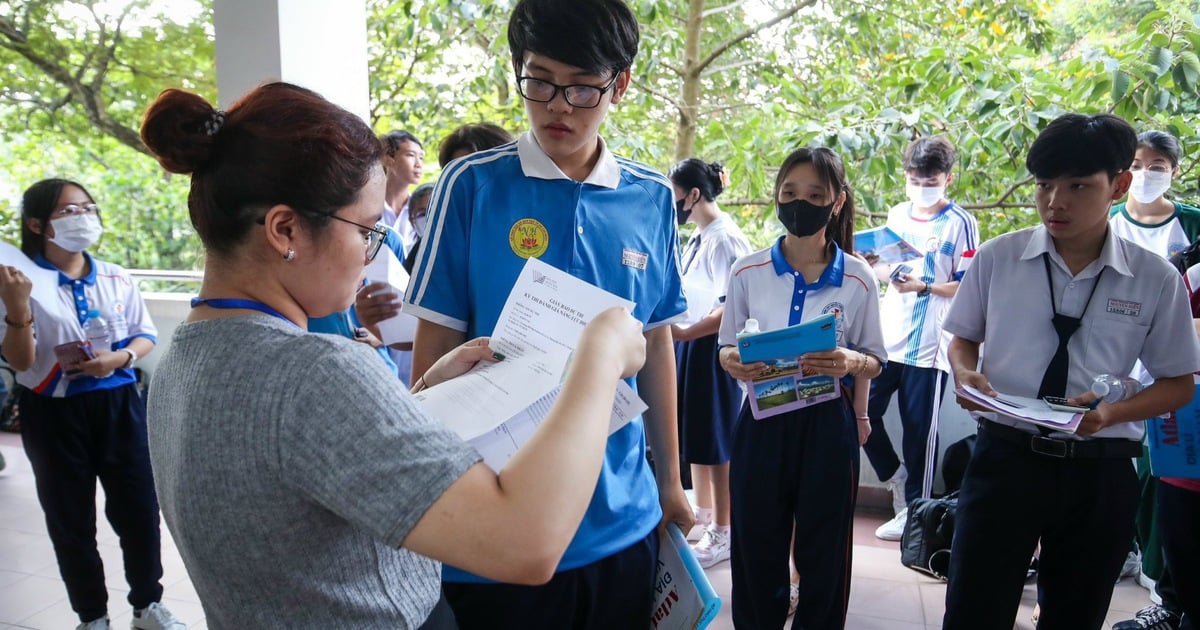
[509,218,549,259]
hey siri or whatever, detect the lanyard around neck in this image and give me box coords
[190,297,302,329]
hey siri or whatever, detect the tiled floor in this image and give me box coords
[0,431,1155,629]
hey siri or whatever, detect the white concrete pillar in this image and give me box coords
[212,0,370,122]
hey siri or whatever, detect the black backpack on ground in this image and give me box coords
[940,434,977,495]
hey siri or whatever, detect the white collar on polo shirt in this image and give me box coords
[517,132,621,189]
[1019,225,1134,279]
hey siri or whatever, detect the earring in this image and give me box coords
[283,248,295,262]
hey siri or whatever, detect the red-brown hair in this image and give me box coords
[140,82,382,255]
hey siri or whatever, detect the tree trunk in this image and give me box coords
[674,0,705,162]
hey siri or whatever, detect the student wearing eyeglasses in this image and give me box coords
[0,179,183,629]
[139,82,648,630]
[405,1,693,627]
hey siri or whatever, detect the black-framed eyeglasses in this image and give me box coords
[55,203,100,216]
[515,74,620,109]
[328,214,388,262]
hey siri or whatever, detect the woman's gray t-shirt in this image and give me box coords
[147,315,479,629]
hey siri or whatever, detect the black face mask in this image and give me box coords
[777,199,834,237]
[675,199,693,226]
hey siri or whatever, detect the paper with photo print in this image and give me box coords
[737,314,841,419]
[413,257,635,439]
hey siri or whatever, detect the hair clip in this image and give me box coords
[203,110,226,137]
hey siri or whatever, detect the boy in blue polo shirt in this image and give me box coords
[942,113,1200,629]
[403,1,693,627]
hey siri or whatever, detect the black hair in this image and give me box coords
[668,158,727,202]
[508,0,639,77]
[1137,130,1182,168]
[20,178,96,259]
[411,183,435,201]
[380,130,423,157]
[903,136,957,176]
[1026,113,1137,181]
[438,123,514,168]
[775,147,857,254]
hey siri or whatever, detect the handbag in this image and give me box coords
[899,491,958,580]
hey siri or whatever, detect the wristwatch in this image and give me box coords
[918,281,932,297]
[121,348,138,369]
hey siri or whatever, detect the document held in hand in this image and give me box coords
[364,244,418,345]
[413,257,643,457]
[0,239,70,323]
[955,386,1084,433]
[650,523,721,630]
[737,313,841,420]
[853,225,922,265]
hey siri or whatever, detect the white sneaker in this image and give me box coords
[875,508,908,541]
[691,526,731,568]
[131,602,186,630]
[885,464,908,517]
[77,616,111,630]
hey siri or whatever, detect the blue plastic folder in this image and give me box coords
[651,524,721,630]
[738,313,837,363]
[1148,378,1200,479]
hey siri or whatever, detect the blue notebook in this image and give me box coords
[1148,379,1200,479]
[853,225,922,265]
[651,524,721,629]
[737,314,841,419]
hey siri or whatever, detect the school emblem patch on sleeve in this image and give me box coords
[509,218,549,259]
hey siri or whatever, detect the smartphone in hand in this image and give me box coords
[890,264,913,283]
[54,340,96,379]
[1042,396,1089,413]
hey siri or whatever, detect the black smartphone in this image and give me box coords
[1042,396,1089,413]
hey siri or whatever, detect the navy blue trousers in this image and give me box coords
[730,398,859,630]
[443,529,659,630]
[1158,481,1200,629]
[863,362,947,502]
[943,424,1138,630]
[19,384,163,622]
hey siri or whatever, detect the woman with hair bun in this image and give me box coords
[139,82,647,629]
[668,158,751,568]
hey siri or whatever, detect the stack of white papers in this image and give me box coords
[956,386,1084,433]
[413,258,646,469]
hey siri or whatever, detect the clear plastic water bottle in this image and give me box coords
[739,318,761,337]
[1091,374,1143,404]
[83,309,110,351]
[105,305,127,342]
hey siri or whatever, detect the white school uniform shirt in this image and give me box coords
[15,253,157,397]
[943,226,1200,441]
[719,237,886,366]
[680,212,753,313]
[878,200,979,372]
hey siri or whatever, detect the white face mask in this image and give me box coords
[48,214,103,252]
[906,184,945,209]
[413,214,428,237]
[1129,170,1173,204]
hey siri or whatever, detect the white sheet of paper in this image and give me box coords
[364,245,418,344]
[0,240,69,322]
[679,274,717,328]
[467,380,647,470]
[413,257,636,439]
